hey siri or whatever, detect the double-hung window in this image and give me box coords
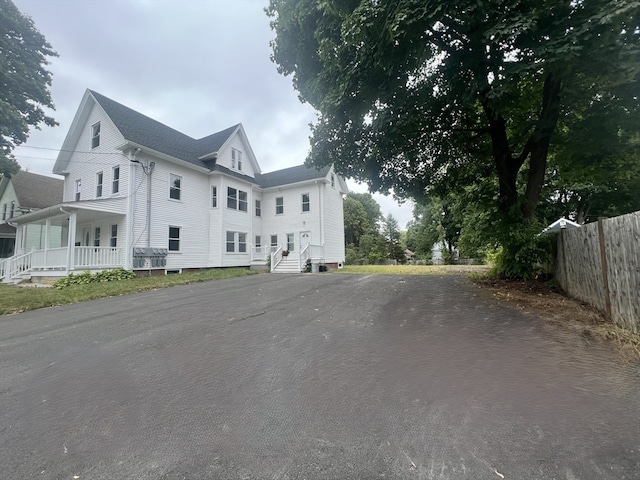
[112,166,120,194]
[110,224,118,247]
[211,186,217,207]
[238,191,247,212]
[91,122,100,149]
[302,193,310,212]
[226,231,247,253]
[10,201,15,218]
[270,235,278,248]
[169,226,180,251]
[96,172,103,197]
[255,235,261,248]
[275,196,284,215]
[227,187,237,209]
[170,174,181,200]
[232,149,242,170]
[1,203,6,221]
[255,199,261,217]
[227,187,248,211]
[94,227,101,247]
[75,179,81,201]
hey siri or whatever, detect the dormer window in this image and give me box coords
[91,122,100,149]
[232,149,242,170]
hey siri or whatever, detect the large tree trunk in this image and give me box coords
[523,74,562,220]
[482,102,524,211]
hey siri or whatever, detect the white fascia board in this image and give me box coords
[116,141,210,174]
[53,89,95,174]
[217,124,262,174]
[260,178,328,192]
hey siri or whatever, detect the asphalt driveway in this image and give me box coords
[1,273,638,479]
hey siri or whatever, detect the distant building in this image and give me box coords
[0,171,64,258]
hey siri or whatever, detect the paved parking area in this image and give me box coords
[1,273,638,479]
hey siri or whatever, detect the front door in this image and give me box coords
[81,226,91,246]
[300,231,311,250]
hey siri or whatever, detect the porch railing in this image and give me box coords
[1,246,125,281]
[0,251,33,281]
[72,246,123,269]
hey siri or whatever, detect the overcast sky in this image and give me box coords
[12,0,414,228]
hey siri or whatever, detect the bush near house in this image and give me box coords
[52,268,136,289]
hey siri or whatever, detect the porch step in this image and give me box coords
[272,258,300,274]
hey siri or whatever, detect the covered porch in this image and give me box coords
[0,201,127,283]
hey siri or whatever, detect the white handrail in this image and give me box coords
[270,246,283,273]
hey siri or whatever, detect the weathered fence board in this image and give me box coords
[557,211,640,334]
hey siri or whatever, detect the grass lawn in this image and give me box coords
[0,268,259,316]
[338,264,490,275]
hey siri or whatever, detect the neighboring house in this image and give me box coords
[0,171,64,258]
[0,89,347,282]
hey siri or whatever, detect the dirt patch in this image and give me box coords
[473,276,640,362]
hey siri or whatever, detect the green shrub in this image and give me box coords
[53,268,136,289]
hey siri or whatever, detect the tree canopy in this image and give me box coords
[0,0,58,177]
[268,0,640,277]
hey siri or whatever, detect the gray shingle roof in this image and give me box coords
[10,171,64,209]
[256,165,331,188]
[89,90,238,168]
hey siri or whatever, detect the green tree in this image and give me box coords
[347,192,382,232]
[0,0,58,176]
[343,191,387,264]
[268,0,640,277]
[382,214,405,262]
[343,195,369,247]
[405,202,439,260]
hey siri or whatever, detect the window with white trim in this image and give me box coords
[255,199,261,217]
[91,122,100,149]
[302,193,310,212]
[270,235,278,247]
[168,226,180,251]
[227,187,248,211]
[75,179,81,201]
[211,186,217,207]
[10,201,15,218]
[255,235,261,248]
[110,224,118,247]
[169,174,181,200]
[227,187,237,209]
[226,231,248,253]
[238,190,247,212]
[232,149,242,170]
[112,166,120,193]
[275,196,284,215]
[238,232,247,252]
[96,172,103,197]
[94,227,101,247]
[287,233,294,252]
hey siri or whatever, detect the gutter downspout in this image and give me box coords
[146,161,155,248]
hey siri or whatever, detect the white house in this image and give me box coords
[0,90,347,283]
[0,171,64,258]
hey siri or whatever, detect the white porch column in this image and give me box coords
[14,224,24,255]
[66,211,77,274]
[43,219,51,268]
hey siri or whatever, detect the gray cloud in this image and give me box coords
[12,0,413,228]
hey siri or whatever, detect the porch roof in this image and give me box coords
[8,199,126,226]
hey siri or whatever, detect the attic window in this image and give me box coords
[232,149,242,170]
[91,122,100,149]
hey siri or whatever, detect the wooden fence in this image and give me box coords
[556,211,640,334]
